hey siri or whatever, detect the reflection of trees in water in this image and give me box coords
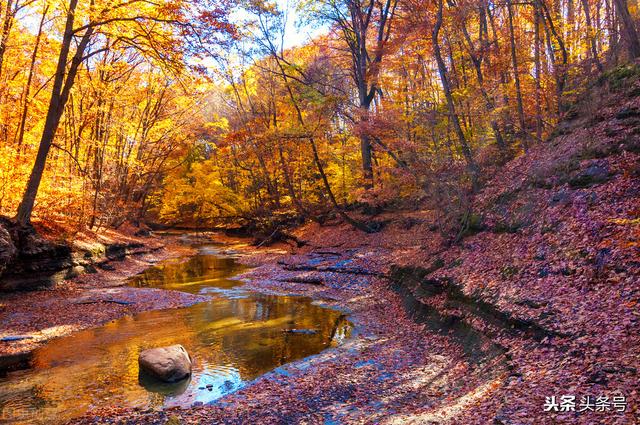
[128,254,244,291]
[0,254,351,424]
[209,294,348,377]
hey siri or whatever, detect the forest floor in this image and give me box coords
[0,230,204,368]
[73,78,639,424]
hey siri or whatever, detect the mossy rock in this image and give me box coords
[461,213,485,237]
[599,64,640,91]
[527,156,581,188]
[493,221,523,234]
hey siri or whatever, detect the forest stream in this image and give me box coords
[0,240,352,424]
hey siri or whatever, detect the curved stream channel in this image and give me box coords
[0,243,352,424]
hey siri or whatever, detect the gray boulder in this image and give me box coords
[569,163,610,188]
[138,345,192,382]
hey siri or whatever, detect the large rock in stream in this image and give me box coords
[138,345,192,382]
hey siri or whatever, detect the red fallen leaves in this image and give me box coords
[65,205,639,425]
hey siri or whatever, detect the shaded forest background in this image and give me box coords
[1,0,639,236]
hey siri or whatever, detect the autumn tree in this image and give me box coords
[15,0,234,224]
[302,0,398,189]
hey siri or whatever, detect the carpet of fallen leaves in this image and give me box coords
[71,86,638,424]
[0,234,202,360]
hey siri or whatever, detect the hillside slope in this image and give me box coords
[286,67,640,423]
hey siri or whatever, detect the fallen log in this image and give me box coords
[74,299,135,306]
[311,250,343,256]
[283,329,319,335]
[278,277,324,285]
[278,262,384,277]
[255,228,308,248]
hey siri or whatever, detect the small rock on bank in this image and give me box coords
[138,345,192,382]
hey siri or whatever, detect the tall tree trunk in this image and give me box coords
[614,0,640,58]
[567,0,575,49]
[534,1,543,141]
[506,0,528,151]
[539,0,568,114]
[0,0,16,78]
[359,109,374,190]
[606,0,620,64]
[16,0,92,224]
[343,0,397,191]
[581,0,604,71]
[15,4,48,149]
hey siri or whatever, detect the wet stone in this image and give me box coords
[138,345,192,383]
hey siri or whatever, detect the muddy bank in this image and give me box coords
[0,217,173,292]
[0,234,206,373]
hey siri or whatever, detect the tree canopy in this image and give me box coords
[0,0,638,231]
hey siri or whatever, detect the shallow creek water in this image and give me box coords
[0,243,351,424]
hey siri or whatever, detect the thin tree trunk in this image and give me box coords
[16,4,48,149]
[581,0,604,71]
[433,0,479,189]
[506,0,528,151]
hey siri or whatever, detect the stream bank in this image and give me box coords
[0,230,205,373]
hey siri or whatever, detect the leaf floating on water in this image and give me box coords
[74,299,135,305]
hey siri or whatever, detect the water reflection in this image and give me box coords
[128,250,248,294]
[0,246,351,424]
